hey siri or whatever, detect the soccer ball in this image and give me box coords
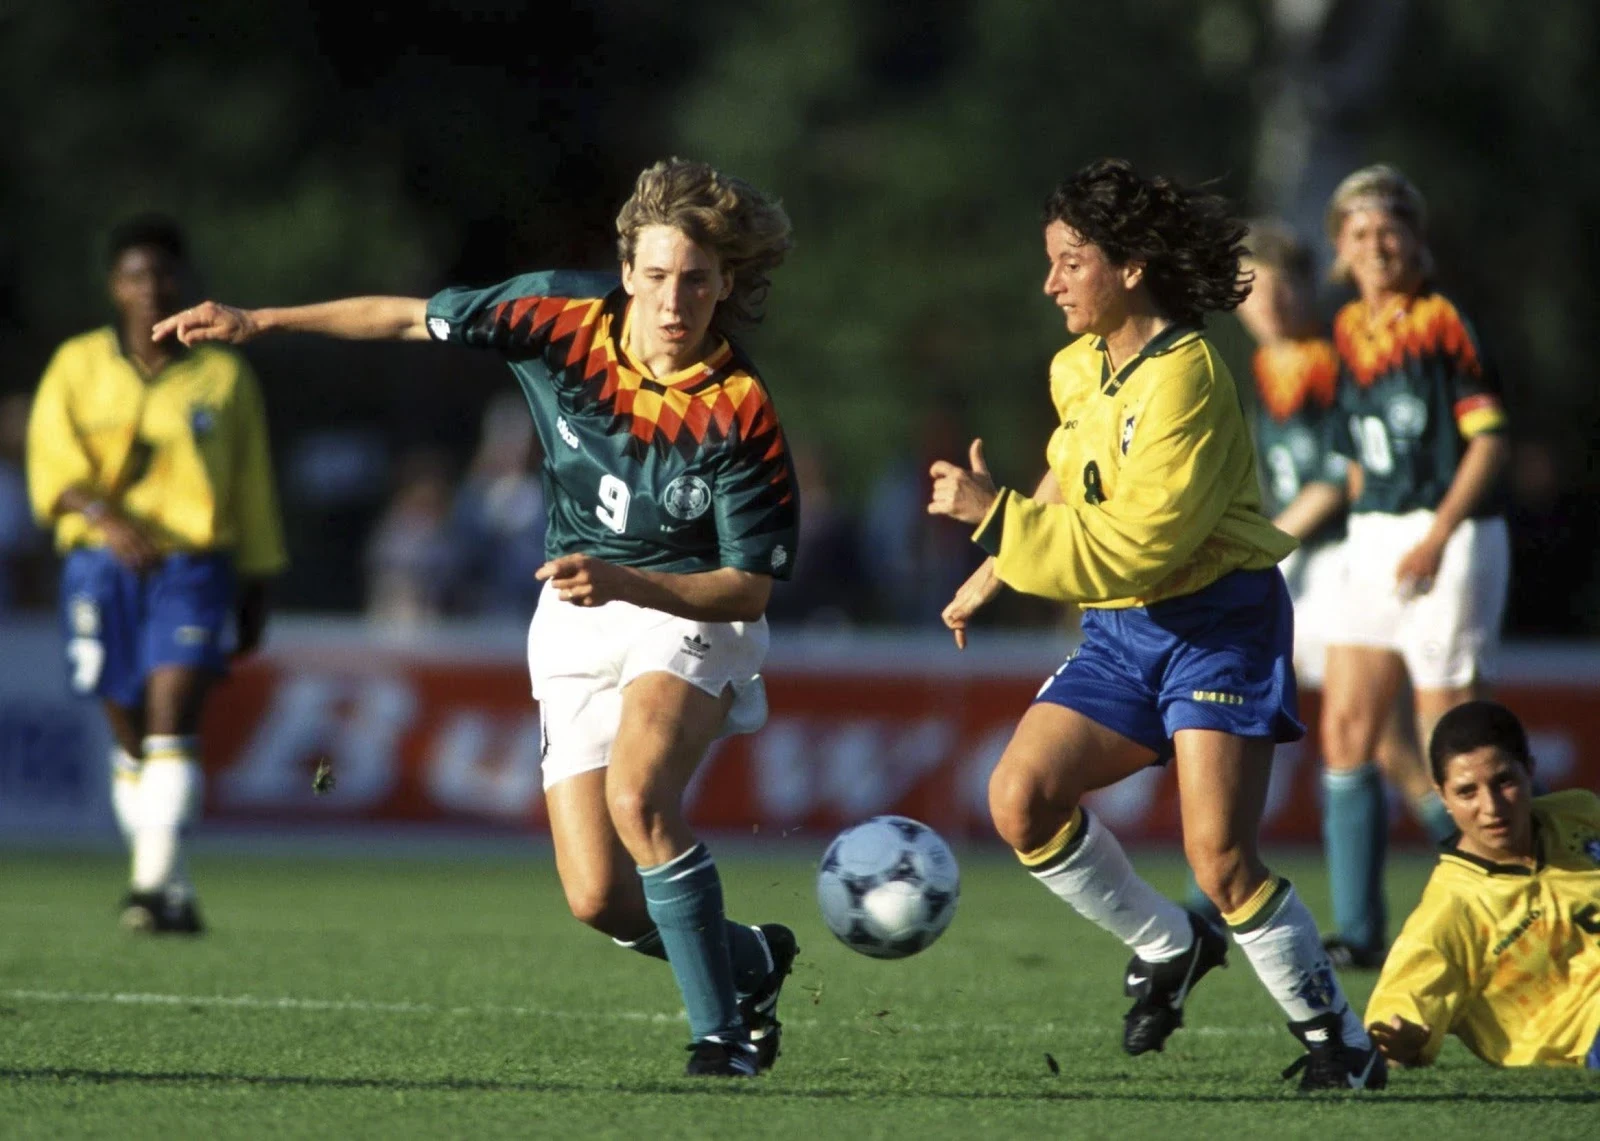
[816,815,960,959]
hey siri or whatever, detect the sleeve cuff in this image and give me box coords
[972,488,1010,557]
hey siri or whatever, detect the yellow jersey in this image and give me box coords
[1365,790,1600,1067]
[974,324,1296,607]
[26,328,287,576]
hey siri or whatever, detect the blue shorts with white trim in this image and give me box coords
[1034,567,1304,762]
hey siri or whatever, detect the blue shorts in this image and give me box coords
[59,548,237,708]
[1035,567,1304,762]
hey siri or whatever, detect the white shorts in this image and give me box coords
[528,580,770,790]
[1331,510,1509,690]
[1280,539,1347,688]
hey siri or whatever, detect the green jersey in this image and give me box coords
[1328,290,1507,517]
[426,271,799,579]
[1251,338,1348,546]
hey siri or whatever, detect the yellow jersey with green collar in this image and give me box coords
[974,324,1296,607]
[26,327,287,575]
[1365,790,1600,1067]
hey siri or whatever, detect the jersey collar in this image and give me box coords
[1094,322,1201,397]
[1439,817,1545,877]
[616,297,735,388]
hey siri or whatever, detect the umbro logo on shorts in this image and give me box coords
[680,634,711,660]
[1191,690,1243,705]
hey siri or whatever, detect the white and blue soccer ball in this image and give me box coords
[816,815,960,959]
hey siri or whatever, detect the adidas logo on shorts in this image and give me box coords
[680,634,711,660]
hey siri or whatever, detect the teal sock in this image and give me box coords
[1181,869,1223,929]
[616,922,772,997]
[1410,790,1458,847]
[1322,765,1387,950]
[639,844,744,1042]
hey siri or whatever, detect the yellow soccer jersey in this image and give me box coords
[26,328,287,576]
[974,324,1296,607]
[1366,790,1600,1067]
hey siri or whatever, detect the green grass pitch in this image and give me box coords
[2,843,1594,1138]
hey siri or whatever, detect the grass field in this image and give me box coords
[2,842,1594,1138]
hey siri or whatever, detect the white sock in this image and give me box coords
[132,735,201,896]
[1227,878,1370,1047]
[1022,808,1192,962]
[109,747,143,849]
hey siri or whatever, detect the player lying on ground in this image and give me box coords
[155,159,801,1079]
[26,214,286,935]
[928,158,1384,1090]
[1366,700,1600,1069]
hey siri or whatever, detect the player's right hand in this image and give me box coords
[100,513,161,573]
[153,301,259,346]
[941,557,1003,650]
[1367,1015,1430,1068]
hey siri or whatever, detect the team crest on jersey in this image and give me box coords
[1386,393,1429,438]
[1120,413,1136,455]
[1584,838,1600,864]
[662,474,712,521]
[189,404,216,438]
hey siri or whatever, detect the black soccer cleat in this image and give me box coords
[1282,1011,1388,1091]
[1320,936,1385,971]
[740,924,798,1071]
[1122,911,1228,1056]
[119,891,205,936]
[684,1036,760,1077]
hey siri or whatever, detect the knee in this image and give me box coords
[605,781,666,851]
[1321,700,1377,771]
[562,878,631,936]
[987,766,1070,853]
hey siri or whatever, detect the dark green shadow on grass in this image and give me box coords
[3,1067,1595,1105]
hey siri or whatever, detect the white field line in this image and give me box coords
[0,987,1277,1037]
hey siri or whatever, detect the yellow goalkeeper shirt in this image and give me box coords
[1365,790,1600,1067]
[974,324,1296,606]
[26,328,287,576]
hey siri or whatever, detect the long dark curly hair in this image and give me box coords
[1042,159,1250,324]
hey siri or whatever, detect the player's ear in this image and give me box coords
[718,266,734,302]
[1121,259,1146,291]
[621,260,638,296]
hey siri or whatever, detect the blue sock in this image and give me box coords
[617,922,772,997]
[1410,790,1458,847]
[1322,765,1387,950]
[639,844,745,1042]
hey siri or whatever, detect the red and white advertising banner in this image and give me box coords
[201,622,1600,844]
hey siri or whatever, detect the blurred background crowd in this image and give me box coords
[1,0,1595,636]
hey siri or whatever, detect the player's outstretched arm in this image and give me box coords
[1273,481,1344,540]
[153,297,431,346]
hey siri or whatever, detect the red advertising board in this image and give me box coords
[200,625,1600,843]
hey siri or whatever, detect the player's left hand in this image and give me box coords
[1395,534,1446,599]
[1367,1014,1431,1067]
[536,553,632,607]
[928,439,998,526]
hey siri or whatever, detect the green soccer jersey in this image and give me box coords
[1251,338,1348,546]
[1327,290,1507,517]
[426,271,799,579]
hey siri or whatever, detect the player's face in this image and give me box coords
[1336,205,1423,302]
[1438,746,1535,862]
[1236,261,1298,345]
[1043,221,1141,338]
[621,225,732,372]
[109,245,183,328]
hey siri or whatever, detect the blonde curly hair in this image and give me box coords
[1324,163,1434,285]
[616,158,793,332]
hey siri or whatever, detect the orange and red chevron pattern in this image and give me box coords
[1334,292,1482,388]
[485,292,791,473]
[1253,338,1339,422]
